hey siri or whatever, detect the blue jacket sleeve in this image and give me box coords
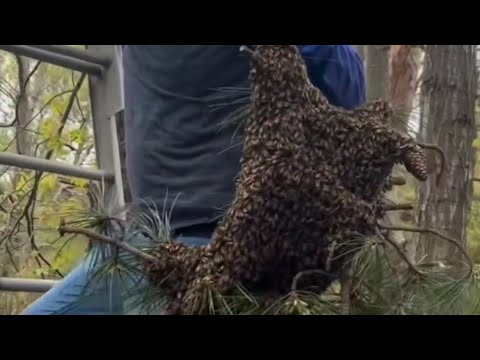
[297,45,366,110]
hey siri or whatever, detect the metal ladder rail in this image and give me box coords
[0,45,125,294]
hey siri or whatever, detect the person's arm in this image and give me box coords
[297,45,366,109]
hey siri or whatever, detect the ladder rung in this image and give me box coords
[29,45,111,67]
[0,277,59,293]
[0,152,114,181]
[0,45,104,76]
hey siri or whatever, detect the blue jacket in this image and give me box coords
[297,45,365,109]
[122,45,365,236]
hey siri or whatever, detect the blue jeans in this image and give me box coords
[21,235,210,315]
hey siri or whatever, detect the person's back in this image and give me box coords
[22,45,366,315]
[123,45,366,241]
[123,45,250,239]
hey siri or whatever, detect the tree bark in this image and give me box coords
[416,45,478,263]
[365,45,413,271]
[15,56,33,157]
[366,45,391,101]
[389,45,424,132]
[388,46,425,262]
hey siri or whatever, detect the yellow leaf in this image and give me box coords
[39,174,58,196]
[39,117,58,140]
[69,128,90,146]
[72,178,89,188]
[15,173,31,193]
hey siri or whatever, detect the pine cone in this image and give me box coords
[403,147,428,181]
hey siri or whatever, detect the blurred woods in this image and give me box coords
[0,45,479,314]
[0,46,94,314]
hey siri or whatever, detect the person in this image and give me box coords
[22,45,366,315]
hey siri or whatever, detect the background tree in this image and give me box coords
[416,45,478,265]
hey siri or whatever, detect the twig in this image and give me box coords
[24,60,42,89]
[384,203,414,212]
[417,143,446,186]
[340,267,353,315]
[5,243,19,273]
[325,240,337,272]
[391,176,406,186]
[474,178,480,182]
[377,229,423,276]
[58,223,157,263]
[291,269,336,293]
[378,224,473,270]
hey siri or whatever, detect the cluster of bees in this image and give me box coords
[143,45,429,315]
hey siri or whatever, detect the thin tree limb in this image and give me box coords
[378,224,473,270]
[58,223,156,263]
[377,230,423,276]
[384,203,414,212]
[24,60,42,89]
[417,142,446,186]
[391,176,407,186]
[291,269,336,293]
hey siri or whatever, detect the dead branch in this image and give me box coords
[377,224,473,270]
[24,60,42,89]
[417,142,446,186]
[291,269,336,293]
[58,222,156,263]
[384,203,414,212]
[391,176,406,186]
[474,178,480,182]
[377,229,423,276]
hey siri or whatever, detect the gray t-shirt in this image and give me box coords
[122,45,250,234]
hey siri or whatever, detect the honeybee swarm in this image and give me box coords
[143,45,428,315]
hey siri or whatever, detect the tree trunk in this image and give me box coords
[365,45,414,272]
[389,45,424,132]
[416,45,478,263]
[366,45,390,101]
[388,46,424,262]
[15,56,33,157]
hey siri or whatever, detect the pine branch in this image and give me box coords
[379,231,423,276]
[378,224,473,270]
[58,222,156,263]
